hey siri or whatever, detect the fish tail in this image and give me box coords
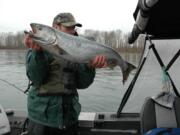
[122,62,136,84]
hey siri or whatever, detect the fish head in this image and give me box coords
[29,23,57,46]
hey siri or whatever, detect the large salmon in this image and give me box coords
[25,23,136,84]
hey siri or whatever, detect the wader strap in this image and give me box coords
[155,103,177,128]
[62,96,71,129]
[62,94,77,128]
[150,44,180,97]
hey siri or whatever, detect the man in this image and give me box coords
[25,12,107,135]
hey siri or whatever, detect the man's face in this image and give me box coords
[56,24,76,35]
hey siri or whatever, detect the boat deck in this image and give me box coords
[8,111,140,135]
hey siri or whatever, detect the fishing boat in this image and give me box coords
[0,0,180,134]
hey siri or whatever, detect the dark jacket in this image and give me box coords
[26,49,95,128]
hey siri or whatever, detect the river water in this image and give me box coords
[0,40,180,113]
[0,49,140,113]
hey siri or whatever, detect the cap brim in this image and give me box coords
[61,22,82,27]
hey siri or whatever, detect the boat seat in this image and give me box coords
[140,95,180,134]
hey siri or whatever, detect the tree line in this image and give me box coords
[0,32,24,49]
[0,29,144,53]
[83,29,144,53]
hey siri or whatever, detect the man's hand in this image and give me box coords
[24,33,43,51]
[89,55,108,68]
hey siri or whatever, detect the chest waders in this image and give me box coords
[38,60,77,96]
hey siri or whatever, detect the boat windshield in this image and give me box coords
[122,38,180,113]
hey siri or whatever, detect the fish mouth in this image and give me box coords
[30,23,38,33]
[24,30,42,41]
[24,23,57,46]
[24,23,46,41]
[24,23,37,36]
[24,30,33,36]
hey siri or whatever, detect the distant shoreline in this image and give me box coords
[0,48,143,54]
[0,48,27,50]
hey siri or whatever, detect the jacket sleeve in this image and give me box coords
[26,49,51,87]
[76,64,95,89]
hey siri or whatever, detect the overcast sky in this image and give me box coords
[0,0,138,33]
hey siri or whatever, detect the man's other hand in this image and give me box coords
[24,33,43,51]
[89,55,108,68]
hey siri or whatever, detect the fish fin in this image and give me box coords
[122,62,136,84]
[108,59,117,69]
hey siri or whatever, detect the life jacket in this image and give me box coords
[144,128,180,135]
[38,59,77,96]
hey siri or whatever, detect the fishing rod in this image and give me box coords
[0,78,28,95]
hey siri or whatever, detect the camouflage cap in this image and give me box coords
[53,12,82,27]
